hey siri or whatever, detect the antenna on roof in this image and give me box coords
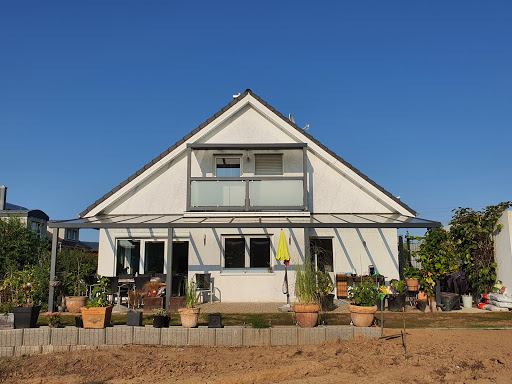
[288,114,295,124]
[303,124,310,130]
[233,93,241,99]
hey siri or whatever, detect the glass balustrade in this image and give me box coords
[190,179,304,209]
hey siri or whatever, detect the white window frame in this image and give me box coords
[214,155,243,177]
[115,238,169,276]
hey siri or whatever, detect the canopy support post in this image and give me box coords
[48,227,59,312]
[165,227,174,311]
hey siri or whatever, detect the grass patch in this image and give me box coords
[36,310,512,329]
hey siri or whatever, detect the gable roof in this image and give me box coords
[80,89,417,217]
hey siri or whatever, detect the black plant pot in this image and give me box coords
[319,294,335,312]
[388,294,406,312]
[153,315,170,328]
[126,311,143,326]
[208,313,223,328]
[13,306,41,329]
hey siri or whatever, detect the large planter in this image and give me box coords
[293,304,320,328]
[65,296,88,313]
[405,278,419,292]
[81,306,113,329]
[388,294,406,312]
[178,307,200,328]
[13,306,41,329]
[348,304,377,327]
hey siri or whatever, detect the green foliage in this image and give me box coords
[348,277,379,306]
[46,312,62,327]
[0,216,50,276]
[153,308,170,317]
[87,275,111,308]
[415,228,459,296]
[404,267,420,279]
[57,248,97,297]
[185,280,198,308]
[0,300,15,314]
[249,314,271,328]
[391,280,406,294]
[316,270,334,296]
[294,257,319,305]
[449,202,512,294]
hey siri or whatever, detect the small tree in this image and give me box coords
[450,202,512,295]
[0,216,50,276]
[415,228,459,296]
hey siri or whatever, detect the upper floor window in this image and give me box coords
[65,228,79,241]
[255,154,283,175]
[216,157,241,177]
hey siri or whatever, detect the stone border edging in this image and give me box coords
[0,325,380,357]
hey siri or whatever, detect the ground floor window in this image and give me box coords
[116,239,189,277]
[310,238,333,273]
[117,240,141,275]
[224,237,270,269]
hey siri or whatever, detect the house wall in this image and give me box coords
[495,211,512,290]
[97,226,398,302]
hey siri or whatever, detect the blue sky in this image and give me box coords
[1,1,511,241]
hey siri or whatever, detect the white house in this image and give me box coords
[48,90,439,308]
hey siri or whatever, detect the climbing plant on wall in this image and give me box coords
[449,202,512,295]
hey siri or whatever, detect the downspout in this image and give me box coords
[0,185,6,210]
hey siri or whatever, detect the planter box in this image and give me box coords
[169,296,186,314]
[13,306,41,329]
[81,306,113,329]
[127,311,143,326]
[143,297,163,312]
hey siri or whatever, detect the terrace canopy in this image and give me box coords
[47,213,441,310]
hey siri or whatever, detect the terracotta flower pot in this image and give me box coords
[348,304,377,327]
[65,296,88,313]
[178,307,200,328]
[405,278,419,292]
[293,304,320,328]
[81,306,113,329]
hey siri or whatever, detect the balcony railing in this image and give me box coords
[189,178,305,211]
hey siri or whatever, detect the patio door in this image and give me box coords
[310,238,334,290]
[144,241,165,275]
[171,241,189,295]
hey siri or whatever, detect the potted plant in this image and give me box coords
[178,280,200,328]
[316,270,335,311]
[5,270,42,329]
[46,312,63,328]
[62,250,96,313]
[293,258,320,327]
[152,308,171,328]
[80,275,113,329]
[404,267,420,292]
[348,277,378,327]
[0,300,15,329]
[387,280,407,312]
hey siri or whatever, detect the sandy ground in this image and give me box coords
[2,329,511,383]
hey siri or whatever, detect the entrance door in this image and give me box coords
[310,238,334,293]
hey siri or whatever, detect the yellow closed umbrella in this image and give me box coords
[276,229,290,262]
[276,229,291,307]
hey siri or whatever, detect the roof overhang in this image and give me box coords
[49,213,440,230]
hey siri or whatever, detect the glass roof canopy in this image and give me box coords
[49,213,441,229]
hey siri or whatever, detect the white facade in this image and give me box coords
[86,91,416,302]
[496,210,512,291]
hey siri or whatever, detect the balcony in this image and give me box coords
[190,178,304,211]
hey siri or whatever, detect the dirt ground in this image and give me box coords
[1,329,512,384]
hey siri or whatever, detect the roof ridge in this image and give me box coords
[80,89,416,217]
